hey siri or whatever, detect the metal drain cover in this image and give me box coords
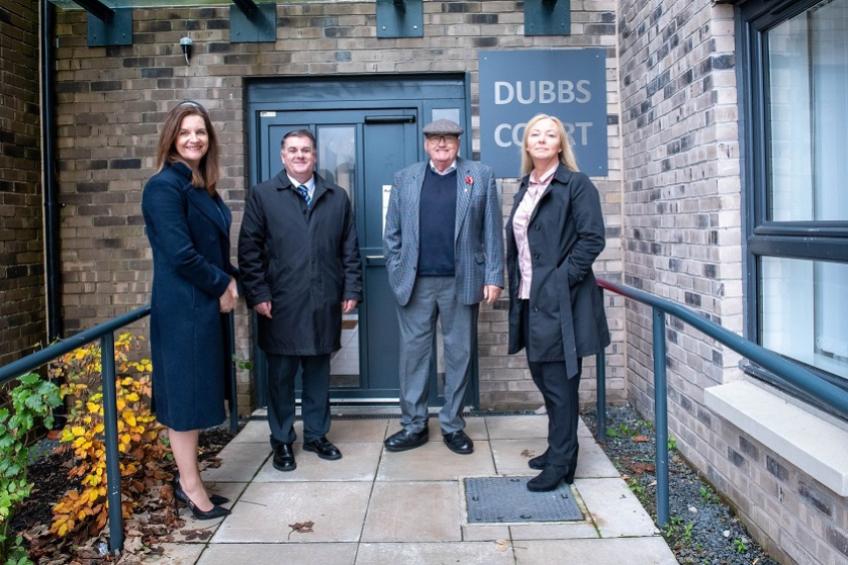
[464,476,583,523]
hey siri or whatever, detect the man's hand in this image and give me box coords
[254,301,272,319]
[342,299,358,314]
[483,285,502,305]
[219,278,239,313]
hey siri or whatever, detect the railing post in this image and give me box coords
[100,334,124,554]
[652,307,669,527]
[227,312,238,434]
[596,348,606,443]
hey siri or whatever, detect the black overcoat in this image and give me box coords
[238,170,362,356]
[506,165,611,378]
[142,162,237,431]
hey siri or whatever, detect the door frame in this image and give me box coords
[244,74,476,408]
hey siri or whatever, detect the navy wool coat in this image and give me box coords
[142,162,236,431]
[238,170,362,356]
[506,165,611,378]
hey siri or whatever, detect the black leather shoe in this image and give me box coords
[173,480,231,520]
[273,443,297,472]
[384,428,429,452]
[442,430,474,455]
[527,465,570,492]
[174,475,229,505]
[303,436,342,460]
[528,449,548,470]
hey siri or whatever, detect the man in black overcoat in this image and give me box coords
[238,129,362,472]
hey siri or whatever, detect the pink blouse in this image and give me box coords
[512,164,558,299]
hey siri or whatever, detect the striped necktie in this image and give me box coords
[296,184,311,207]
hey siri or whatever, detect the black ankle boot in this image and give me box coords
[528,449,548,470]
[527,465,569,492]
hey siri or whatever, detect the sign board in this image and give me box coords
[479,49,608,178]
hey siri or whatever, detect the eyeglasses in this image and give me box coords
[425,135,459,144]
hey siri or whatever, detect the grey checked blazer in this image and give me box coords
[383,157,505,307]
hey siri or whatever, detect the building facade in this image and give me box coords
[1,1,846,563]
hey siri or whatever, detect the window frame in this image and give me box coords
[737,0,848,418]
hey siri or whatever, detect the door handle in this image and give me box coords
[366,255,385,260]
[364,115,416,124]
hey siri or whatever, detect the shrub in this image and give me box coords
[0,373,63,564]
[49,333,167,540]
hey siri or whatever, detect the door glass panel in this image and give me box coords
[432,108,461,124]
[317,126,357,210]
[317,125,360,387]
[766,0,848,221]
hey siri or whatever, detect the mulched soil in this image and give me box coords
[10,427,236,564]
[583,405,780,565]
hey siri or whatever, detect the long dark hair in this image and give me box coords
[155,100,220,195]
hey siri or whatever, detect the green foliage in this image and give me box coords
[0,373,63,564]
[627,477,646,499]
[732,537,748,554]
[667,436,677,451]
[699,485,718,504]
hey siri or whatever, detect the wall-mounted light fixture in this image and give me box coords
[180,36,192,65]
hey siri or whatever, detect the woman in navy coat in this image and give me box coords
[506,113,610,492]
[142,101,238,519]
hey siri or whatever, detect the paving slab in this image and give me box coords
[574,478,660,538]
[513,537,678,564]
[377,440,495,481]
[509,521,599,540]
[197,543,357,565]
[575,439,620,479]
[200,442,270,483]
[142,543,205,564]
[362,481,462,542]
[227,420,269,444]
[356,542,515,564]
[292,418,389,443]
[212,481,371,543]
[461,524,510,541]
[490,438,548,475]
[252,441,381,482]
[485,415,548,439]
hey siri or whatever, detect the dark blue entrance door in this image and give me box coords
[246,76,473,406]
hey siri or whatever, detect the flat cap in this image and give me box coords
[423,119,463,136]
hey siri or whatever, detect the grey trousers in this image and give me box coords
[396,276,477,434]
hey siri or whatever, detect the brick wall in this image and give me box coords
[618,1,848,563]
[52,0,624,413]
[0,0,45,366]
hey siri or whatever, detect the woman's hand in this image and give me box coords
[219,277,238,313]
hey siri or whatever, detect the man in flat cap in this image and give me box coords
[383,119,504,454]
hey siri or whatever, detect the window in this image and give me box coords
[739,0,848,413]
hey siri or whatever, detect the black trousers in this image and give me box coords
[523,301,583,470]
[266,353,331,447]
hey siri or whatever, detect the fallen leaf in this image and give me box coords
[288,520,315,539]
[520,449,535,458]
[631,435,649,443]
[495,539,510,552]
[629,462,656,474]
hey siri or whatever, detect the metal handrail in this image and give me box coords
[0,306,239,555]
[593,277,848,527]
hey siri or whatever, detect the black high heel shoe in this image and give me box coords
[173,475,229,505]
[173,480,231,520]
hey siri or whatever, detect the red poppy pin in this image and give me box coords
[464,175,474,187]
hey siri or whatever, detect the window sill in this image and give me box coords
[704,380,848,496]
